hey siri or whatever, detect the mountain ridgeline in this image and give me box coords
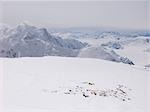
[0,23,87,57]
[1,23,146,65]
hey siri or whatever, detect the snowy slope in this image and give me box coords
[115,37,150,66]
[1,56,149,112]
[78,36,150,66]
[78,46,134,65]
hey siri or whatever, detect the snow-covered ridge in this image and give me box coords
[1,23,149,65]
[78,46,134,65]
[0,23,87,57]
[0,23,11,39]
[51,29,150,40]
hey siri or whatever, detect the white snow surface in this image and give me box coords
[1,56,149,112]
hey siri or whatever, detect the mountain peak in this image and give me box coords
[18,21,30,26]
[15,22,36,32]
[0,23,10,29]
[19,22,28,26]
[20,21,31,26]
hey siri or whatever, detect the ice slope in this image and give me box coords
[1,56,149,112]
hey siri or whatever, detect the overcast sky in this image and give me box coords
[0,1,149,30]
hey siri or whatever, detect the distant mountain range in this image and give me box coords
[0,23,149,65]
